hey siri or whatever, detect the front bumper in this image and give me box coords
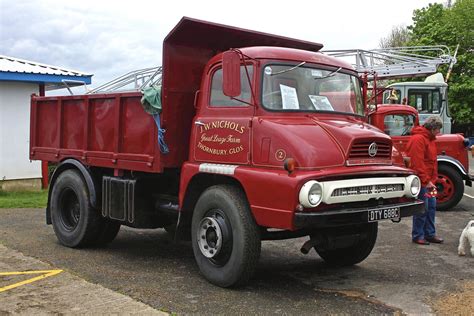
[294,200,424,229]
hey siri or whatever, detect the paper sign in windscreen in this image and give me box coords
[280,84,299,109]
[309,95,334,111]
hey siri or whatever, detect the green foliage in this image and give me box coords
[407,0,474,124]
[379,25,411,48]
[0,190,48,208]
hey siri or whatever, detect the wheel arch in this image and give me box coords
[437,155,468,178]
[179,173,248,231]
[46,159,99,224]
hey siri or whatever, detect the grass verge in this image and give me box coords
[0,190,48,208]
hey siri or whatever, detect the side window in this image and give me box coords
[407,89,440,113]
[210,66,253,107]
[384,114,415,136]
[432,90,440,113]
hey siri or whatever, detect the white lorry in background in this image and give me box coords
[382,72,451,133]
[325,45,457,134]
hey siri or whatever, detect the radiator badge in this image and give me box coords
[368,142,378,157]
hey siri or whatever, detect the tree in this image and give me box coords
[407,0,474,124]
[379,25,411,48]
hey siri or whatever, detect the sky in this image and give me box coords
[0,0,445,91]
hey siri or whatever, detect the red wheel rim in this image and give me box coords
[436,174,454,204]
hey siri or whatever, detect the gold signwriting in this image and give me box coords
[200,134,241,145]
[197,120,246,156]
[200,120,245,134]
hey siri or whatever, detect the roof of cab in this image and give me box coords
[208,46,355,71]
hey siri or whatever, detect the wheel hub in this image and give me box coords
[59,188,80,230]
[197,217,223,258]
[436,176,453,202]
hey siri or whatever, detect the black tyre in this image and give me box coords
[191,185,261,287]
[50,170,103,248]
[436,164,464,211]
[313,223,378,266]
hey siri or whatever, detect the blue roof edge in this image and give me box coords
[0,72,92,85]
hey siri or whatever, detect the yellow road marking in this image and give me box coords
[0,269,63,293]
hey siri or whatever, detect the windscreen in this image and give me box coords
[262,64,364,115]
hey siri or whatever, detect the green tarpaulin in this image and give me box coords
[140,85,169,154]
[141,85,162,115]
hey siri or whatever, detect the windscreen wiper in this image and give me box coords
[270,62,306,76]
[314,67,342,80]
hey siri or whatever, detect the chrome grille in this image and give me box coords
[331,184,404,197]
[348,141,391,159]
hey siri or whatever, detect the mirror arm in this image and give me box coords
[229,48,257,105]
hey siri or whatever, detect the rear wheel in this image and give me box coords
[191,185,261,287]
[313,223,378,266]
[436,164,464,211]
[50,170,103,248]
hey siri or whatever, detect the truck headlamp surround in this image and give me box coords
[408,175,421,197]
[299,180,323,208]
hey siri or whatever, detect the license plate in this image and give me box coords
[368,207,400,222]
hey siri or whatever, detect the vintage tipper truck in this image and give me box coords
[30,17,424,287]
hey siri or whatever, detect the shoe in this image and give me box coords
[412,239,430,245]
[426,236,444,243]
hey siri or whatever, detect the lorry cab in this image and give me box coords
[368,104,420,154]
[382,73,451,134]
[191,47,382,170]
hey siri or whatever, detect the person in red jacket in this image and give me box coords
[406,116,444,245]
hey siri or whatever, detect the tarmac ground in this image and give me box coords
[1,155,473,314]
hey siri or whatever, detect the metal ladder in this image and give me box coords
[323,46,456,79]
[87,67,162,94]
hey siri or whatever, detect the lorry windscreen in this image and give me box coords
[262,64,364,115]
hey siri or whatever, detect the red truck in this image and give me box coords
[30,17,423,287]
[368,104,472,211]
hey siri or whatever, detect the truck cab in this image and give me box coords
[382,73,451,133]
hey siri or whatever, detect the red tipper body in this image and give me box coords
[406,126,438,186]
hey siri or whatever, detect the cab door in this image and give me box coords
[192,64,254,165]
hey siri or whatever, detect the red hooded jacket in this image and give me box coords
[406,126,438,186]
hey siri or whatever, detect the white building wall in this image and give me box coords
[0,82,42,180]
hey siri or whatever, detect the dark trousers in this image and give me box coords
[412,187,436,241]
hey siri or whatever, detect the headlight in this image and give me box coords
[407,175,421,197]
[299,180,323,208]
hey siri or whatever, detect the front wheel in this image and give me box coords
[191,185,261,287]
[436,164,464,211]
[313,223,378,266]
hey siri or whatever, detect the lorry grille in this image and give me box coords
[348,140,391,159]
[331,184,404,197]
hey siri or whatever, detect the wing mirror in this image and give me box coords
[222,50,241,98]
